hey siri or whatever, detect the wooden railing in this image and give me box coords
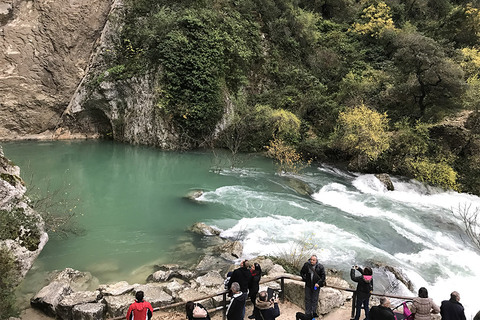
[112,275,414,320]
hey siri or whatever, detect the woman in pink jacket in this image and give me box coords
[410,287,440,320]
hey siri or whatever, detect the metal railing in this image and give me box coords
[112,275,414,320]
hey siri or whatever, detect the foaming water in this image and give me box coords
[3,142,479,317]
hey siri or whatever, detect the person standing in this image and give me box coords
[252,291,280,320]
[410,287,440,320]
[350,265,373,320]
[126,291,153,320]
[369,297,395,320]
[440,291,466,320]
[227,282,248,320]
[228,260,253,294]
[300,255,326,317]
[248,262,262,319]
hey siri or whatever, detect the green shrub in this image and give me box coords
[0,208,41,251]
[406,157,459,191]
[0,248,19,319]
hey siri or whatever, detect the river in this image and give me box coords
[3,140,479,318]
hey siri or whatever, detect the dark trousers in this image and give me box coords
[354,295,370,320]
[304,286,320,315]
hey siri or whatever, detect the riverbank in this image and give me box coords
[20,297,352,320]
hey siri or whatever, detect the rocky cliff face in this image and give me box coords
[61,0,184,149]
[0,0,112,139]
[0,146,48,283]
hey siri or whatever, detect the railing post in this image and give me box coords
[223,292,227,320]
[350,292,356,320]
[280,277,285,302]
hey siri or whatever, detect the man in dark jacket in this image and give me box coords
[440,291,466,320]
[228,260,253,294]
[369,297,395,320]
[227,282,248,320]
[252,291,280,320]
[300,255,326,316]
[350,266,373,320]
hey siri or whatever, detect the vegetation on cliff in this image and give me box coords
[100,0,480,194]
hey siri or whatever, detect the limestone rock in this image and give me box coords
[30,281,72,316]
[374,173,394,191]
[56,290,102,320]
[98,281,136,296]
[195,255,231,273]
[0,152,48,283]
[195,270,225,288]
[0,0,112,138]
[189,222,221,236]
[72,303,106,320]
[133,284,174,308]
[184,190,204,201]
[217,240,243,260]
[103,294,133,318]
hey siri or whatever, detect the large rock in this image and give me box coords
[103,294,133,318]
[30,281,72,316]
[189,222,221,236]
[0,151,48,283]
[217,240,243,260]
[195,255,231,273]
[0,0,112,138]
[98,281,136,296]
[133,284,174,308]
[374,173,394,191]
[72,303,106,320]
[284,277,348,316]
[56,291,102,320]
[195,270,225,289]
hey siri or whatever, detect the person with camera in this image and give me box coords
[300,255,326,317]
[252,291,280,320]
[350,265,373,320]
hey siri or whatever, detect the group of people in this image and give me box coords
[125,256,473,320]
[225,259,280,320]
[348,263,469,320]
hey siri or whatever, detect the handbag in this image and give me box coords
[193,303,208,318]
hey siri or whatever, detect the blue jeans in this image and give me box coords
[354,295,370,320]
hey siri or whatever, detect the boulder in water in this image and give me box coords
[375,173,394,191]
[184,190,204,201]
[189,222,221,236]
[285,177,314,196]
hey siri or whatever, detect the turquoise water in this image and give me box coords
[3,140,480,317]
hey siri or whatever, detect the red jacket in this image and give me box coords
[126,300,153,320]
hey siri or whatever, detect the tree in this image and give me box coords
[265,137,311,173]
[390,32,465,120]
[351,2,397,38]
[453,203,480,251]
[332,104,391,169]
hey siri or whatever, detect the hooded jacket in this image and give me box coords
[411,297,440,320]
[227,292,248,320]
[126,300,153,320]
[350,267,373,299]
[300,259,326,291]
[253,298,280,320]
